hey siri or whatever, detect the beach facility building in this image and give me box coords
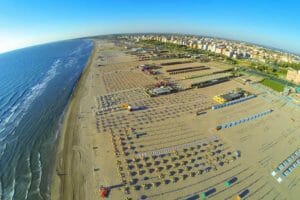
[286,68,300,84]
[147,86,174,97]
[191,76,231,88]
[213,89,250,104]
[214,92,244,104]
[151,86,173,96]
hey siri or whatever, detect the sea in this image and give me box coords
[0,39,94,200]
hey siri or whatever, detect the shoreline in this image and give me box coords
[50,40,96,200]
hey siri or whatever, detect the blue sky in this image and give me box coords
[0,0,300,54]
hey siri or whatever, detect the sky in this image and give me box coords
[0,0,300,54]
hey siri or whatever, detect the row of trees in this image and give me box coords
[247,62,288,77]
[276,62,300,70]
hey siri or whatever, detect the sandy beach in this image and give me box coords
[51,40,98,200]
[51,39,300,200]
[51,40,134,200]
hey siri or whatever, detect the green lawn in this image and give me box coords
[260,79,285,92]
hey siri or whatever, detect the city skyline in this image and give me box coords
[1,0,300,54]
[129,34,300,63]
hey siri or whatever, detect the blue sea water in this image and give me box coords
[0,39,94,200]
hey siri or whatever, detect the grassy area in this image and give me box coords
[260,78,285,92]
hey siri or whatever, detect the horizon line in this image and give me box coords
[1,32,299,57]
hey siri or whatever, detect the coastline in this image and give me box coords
[50,40,96,200]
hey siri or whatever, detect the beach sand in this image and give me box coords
[51,40,99,200]
[51,39,300,200]
[51,40,135,200]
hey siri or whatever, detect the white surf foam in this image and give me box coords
[24,154,32,200]
[0,59,62,200]
[0,59,61,143]
[3,174,15,200]
[27,152,42,199]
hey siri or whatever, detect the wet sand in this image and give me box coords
[51,40,98,200]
